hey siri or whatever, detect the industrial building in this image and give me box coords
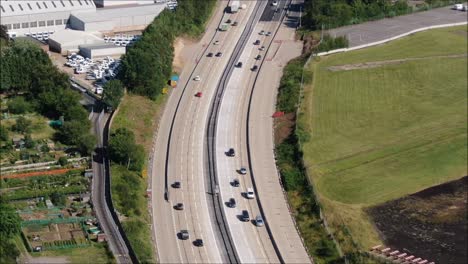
[79,43,126,59]
[48,29,104,54]
[93,0,155,8]
[0,0,96,37]
[69,4,166,32]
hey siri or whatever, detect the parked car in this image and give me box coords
[241,210,250,222]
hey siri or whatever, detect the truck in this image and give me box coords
[219,23,229,31]
[230,0,240,13]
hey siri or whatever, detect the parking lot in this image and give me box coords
[328,5,467,47]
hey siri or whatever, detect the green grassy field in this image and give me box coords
[299,26,467,250]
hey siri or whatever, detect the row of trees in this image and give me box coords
[303,0,412,30]
[118,0,216,99]
[0,197,22,263]
[0,40,95,155]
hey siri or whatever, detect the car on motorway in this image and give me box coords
[266,31,272,36]
[194,75,201,81]
[214,40,220,45]
[207,52,213,57]
[179,230,189,240]
[246,187,255,199]
[228,198,236,208]
[254,40,260,45]
[241,210,250,222]
[259,46,265,51]
[195,92,203,97]
[236,61,243,68]
[216,52,223,57]
[194,239,204,247]
[259,30,265,35]
[227,148,235,157]
[255,54,262,60]
[255,215,264,227]
[272,1,278,6]
[251,65,258,71]
[172,181,181,188]
[239,167,247,175]
[174,203,184,210]
[232,179,240,187]
[232,21,238,26]
[226,19,232,24]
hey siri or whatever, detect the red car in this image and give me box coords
[195,92,202,97]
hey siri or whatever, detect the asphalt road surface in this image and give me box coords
[328,5,468,47]
[150,1,262,263]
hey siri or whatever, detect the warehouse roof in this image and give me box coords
[72,3,166,23]
[0,0,96,17]
[49,29,104,46]
[79,43,121,50]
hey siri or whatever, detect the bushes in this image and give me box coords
[316,34,349,53]
[276,57,306,113]
[108,128,145,172]
[118,0,216,99]
[303,0,412,31]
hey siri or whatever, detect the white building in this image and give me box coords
[48,29,104,54]
[0,0,96,37]
[93,0,156,8]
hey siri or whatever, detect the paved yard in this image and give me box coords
[328,5,467,47]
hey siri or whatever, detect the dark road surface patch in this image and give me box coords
[368,176,467,264]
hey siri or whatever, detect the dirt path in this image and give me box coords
[327,53,467,71]
[172,37,198,73]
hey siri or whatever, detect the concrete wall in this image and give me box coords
[80,45,125,59]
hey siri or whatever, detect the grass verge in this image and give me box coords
[298,25,467,252]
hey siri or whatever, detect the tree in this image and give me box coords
[56,120,90,145]
[103,80,125,108]
[7,96,32,114]
[0,198,21,237]
[13,116,32,134]
[0,125,8,142]
[24,134,35,149]
[0,25,8,41]
[58,156,68,166]
[77,134,96,156]
[108,128,145,172]
[50,192,66,206]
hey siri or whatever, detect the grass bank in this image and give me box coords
[109,94,164,263]
[298,25,467,252]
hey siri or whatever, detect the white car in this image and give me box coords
[246,188,255,199]
[213,40,220,45]
[194,75,201,81]
[272,1,278,6]
[239,167,247,175]
[255,215,264,227]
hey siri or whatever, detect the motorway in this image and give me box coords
[150,1,261,263]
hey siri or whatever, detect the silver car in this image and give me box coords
[255,215,264,227]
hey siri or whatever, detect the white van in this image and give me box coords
[246,188,255,199]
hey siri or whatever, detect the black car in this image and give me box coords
[172,181,181,188]
[194,239,204,247]
[179,230,189,240]
[232,179,240,187]
[254,40,260,45]
[215,52,223,57]
[226,19,232,24]
[227,148,235,156]
[207,52,213,57]
[228,198,236,208]
[232,21,238,26]
[236,62,243,68]
[255,55,262,60]
[241,210,250,222]
[251,65,258,71]
[174,203,184,210]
